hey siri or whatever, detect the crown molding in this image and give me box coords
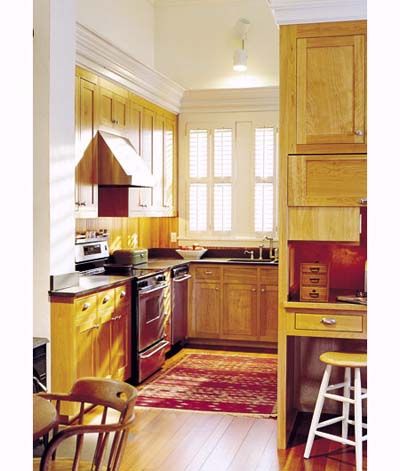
[180,87,279,113]
[267,0,367,25]
[75,23,184,114]
[154,0,245,6]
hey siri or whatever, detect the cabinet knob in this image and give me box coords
[215,287,219,291]
[354,130,364,136]
[82,302,90,311]
[80,201,86,206]
[120,290,126,298]
[102,295,111,304]
[139,203,148,208]
[321,317,336,326]
[251,288,257,292]
[261,288,265,293]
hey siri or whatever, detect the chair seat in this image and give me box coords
[33,457,107,471]
[319,351,367,368]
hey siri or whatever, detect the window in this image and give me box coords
[181,121,277,243]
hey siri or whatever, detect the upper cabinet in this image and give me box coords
[98,79,129,134]
[284,21,367,155]
[75,68,178,218]
[75,68,98,218]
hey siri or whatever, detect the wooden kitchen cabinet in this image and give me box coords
[284,21,367,155]
[188,264,278,344]
[98,79,129,134]
[50,282,131,415]
[75,68,98,217]
[288,155,367,207]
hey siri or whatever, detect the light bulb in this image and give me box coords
[233,48,247,72]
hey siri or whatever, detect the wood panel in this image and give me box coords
[222,283,258,340]
[259,284,278,342]
[288,207,360,242]
[191,282,221,338]
[288,155,367,206]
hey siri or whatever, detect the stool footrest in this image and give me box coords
[315,430,356,446]
[316,415,345,429]
[326,382,346,391]
[324,392,354,404]
[347,419,368,430]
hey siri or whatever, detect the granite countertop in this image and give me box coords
[33,337,49,349]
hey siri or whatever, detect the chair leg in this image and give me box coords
[354,367,363,471]
[342,367,351,440]
[304,364,332,459]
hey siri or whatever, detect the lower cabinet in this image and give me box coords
[50,282,131,416]
[189,264,278,343]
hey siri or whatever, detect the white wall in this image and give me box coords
[77,0,155,68]
[154,0,279,89]
[33,0,76,343]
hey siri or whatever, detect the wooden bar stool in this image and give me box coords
[304,352,367,471]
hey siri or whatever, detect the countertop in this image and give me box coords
[49,257,279,298]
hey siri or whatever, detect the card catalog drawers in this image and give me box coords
[300,263,329,302]
[300,287,328,302]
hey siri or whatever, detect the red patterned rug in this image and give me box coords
[135,353,277,418]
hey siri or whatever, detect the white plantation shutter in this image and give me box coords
[255,183,273,232]
[189,184,207,231]
[214,129,232,177]
[254,127,275,234]
[214,184,232,231]
[189,130,208,178]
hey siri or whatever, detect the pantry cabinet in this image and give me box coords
[98,79,129,134]
[189,264,278,344]
[284,21,367,155]
[50,282,131,415]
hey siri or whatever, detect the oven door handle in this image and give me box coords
[173,274,191,283]
[138,283,168,295]
[140,340,169,359]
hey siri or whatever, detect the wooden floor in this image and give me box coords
[119,348,367,470]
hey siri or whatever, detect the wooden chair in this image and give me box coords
[33,377,137,471]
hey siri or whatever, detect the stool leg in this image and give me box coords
[342,367,351,440]
[354,367,363,471]
[304,364,332,459]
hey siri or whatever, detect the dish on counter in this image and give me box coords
[176,248,207,260]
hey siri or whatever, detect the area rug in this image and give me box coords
[135,353,277,418]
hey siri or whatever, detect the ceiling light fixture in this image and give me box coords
[233,18,250,72]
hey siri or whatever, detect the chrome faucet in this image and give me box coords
[258,244,264,260]
[244,249,254,260]
[263,235,274,259]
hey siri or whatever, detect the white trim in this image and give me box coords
[154,0,245,6]
[75,23,185,114]
[268,0,367,25]
[180,87,279,113]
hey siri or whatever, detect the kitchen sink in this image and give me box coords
[228,258,278,264]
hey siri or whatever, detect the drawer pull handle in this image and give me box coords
[120,290,126,298]
[112,315,122,321]
[102,295,111,304]
[310,268,320,273]
[309,278,320,283]
[88,324,100,331]
[205,271,213,275]
[321,318,336,326]
[359,198,367,205]
[309,292,319,298]
[82,302,90,311]
[354,130,364,136]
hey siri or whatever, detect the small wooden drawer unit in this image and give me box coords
[300,263,329,302]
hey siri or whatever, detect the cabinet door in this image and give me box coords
[288,155,367,206]
[297,32,366,153]
[191,282,221,338]
[152,113,164,210]
[75,75,98,217]
[96,308,113,378]
[222,283,258,340]
[99,86,114,130]
[163,118,175,214]
[259,284,278,342]
[111,306,131,380]
[75,312,97,379]
[140,108,154,208]
[112,92,128,132]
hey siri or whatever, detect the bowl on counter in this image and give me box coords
[176,249,207,260]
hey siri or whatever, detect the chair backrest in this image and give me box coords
[39,377,137,471]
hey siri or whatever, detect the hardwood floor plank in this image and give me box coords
[256,427,279,471]
[196,416,256,471]
[227,418,276,471]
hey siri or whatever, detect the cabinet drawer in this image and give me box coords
[192,265,222,281]
[300,287,328,302]
[295,313,363,333]
[301,273,327,286]
[97,288,115,311]
[115,284,130,308]
[301,263,328,274]
[75,295,97,318]
[223,266,257,283]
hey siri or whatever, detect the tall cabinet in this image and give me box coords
[278,21,367,448]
